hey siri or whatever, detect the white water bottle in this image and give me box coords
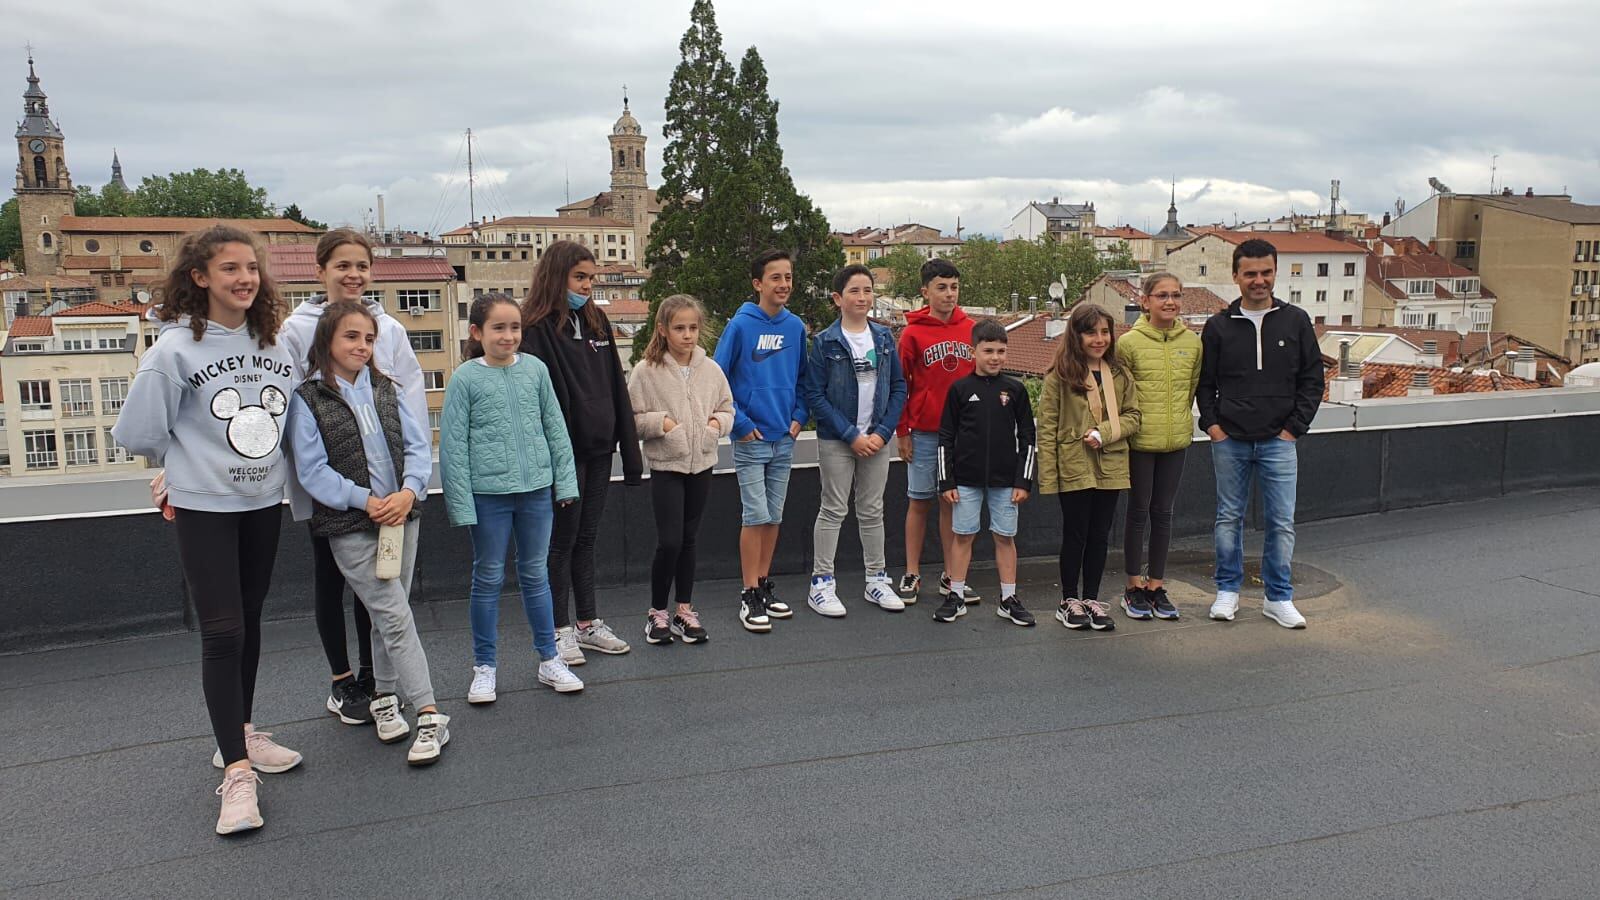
[375,523,404,580]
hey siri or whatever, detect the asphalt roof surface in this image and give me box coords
[5,488,1600,899]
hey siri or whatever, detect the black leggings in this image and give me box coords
[173,505,282,766]
[650,468,712,610]
[549,454,612,628]
[311,531,373,677]
[1057,489,1121,601]
[1124,450,1187,580]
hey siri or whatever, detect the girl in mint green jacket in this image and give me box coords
[1112,272,1203,622]
[440,294,585,700]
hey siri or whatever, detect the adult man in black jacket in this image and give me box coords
[1196,238,1324,629]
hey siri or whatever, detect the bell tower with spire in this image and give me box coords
[15,51,74,275]
[608,87,649,255]
[1153,176,1189,260]
[110,149,128,191]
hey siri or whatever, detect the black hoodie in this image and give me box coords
[937,372,1037,492]
[521,304,644,484]
[1196,296,1324,441]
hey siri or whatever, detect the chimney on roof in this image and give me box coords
[1408,369,1435,397]
[1381,212,1391,227]
[1513,346,1537,381]
[1525,187,1534,198]
[1328,338,1364,402]
[1420,339,1442,367]
[1502,187,1513,197]
[1052,196,1060,205]
[1123,302,1141,326]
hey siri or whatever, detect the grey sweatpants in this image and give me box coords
[329,520,436,710]
[812,439,892,577]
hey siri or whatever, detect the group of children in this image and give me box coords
[113,226,1203,837]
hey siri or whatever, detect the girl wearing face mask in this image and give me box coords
[519,240,644,666]
[1114,273,1202,623]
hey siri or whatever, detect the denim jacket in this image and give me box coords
[802,318,907,443]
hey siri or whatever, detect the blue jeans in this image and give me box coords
[1212,437,1298,602]
[467,489,558,666]
[952,486,1019,537]
[732,435,795,526]
[905,430,941,500]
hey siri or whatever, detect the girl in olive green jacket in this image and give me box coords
[1112,272,1202,622]
[1037,304,1140,632]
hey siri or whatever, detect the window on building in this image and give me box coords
[1343,262,1356,277]
[1290,263,1303,277]
[1407,280,1434,296]
[13,341,45,353]
[100,273,112,287]
[283,290,318,304]
[607,234,617,243]
[104,427,133,463]
[408,331,444,352]
[1317,263,1329,277]
[63,427,97,466]
[428,410,443,433]
[1456,240,1476,259]
[19,380,51,415]
[471,250,481,260]
[1197,264,1208,277]
[1315,290,1328,304]
[101,377,130,415]
[1578,242,1587,262]
[424,371,446,391]
[521,233,530,242]
[607,249,618,258]
[114,273,126,286]
[501,251,511,260]
[397,290,441,312]
[143,332,156,349]
[521,251,528,260]
[23,430,57,470]
[1343,289,1355,304]
[1289,290,1302,304]
[59,379,95,417]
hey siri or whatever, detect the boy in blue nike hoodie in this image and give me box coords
[713,249,809,634]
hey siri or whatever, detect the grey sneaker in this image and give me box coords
[576,619,631,655]
[555,625,587,666]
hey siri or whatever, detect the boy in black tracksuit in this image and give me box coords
[935,320,1037,625]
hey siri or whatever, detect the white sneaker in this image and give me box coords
[407,712,450,766]
[370,694,410,743]
[863,577,905,612]
[555,626,587,666]
[1209,591,1240,621]
[467,665,497,704]
[807,576,847,618]
[538,657,585,693]
[577,619,631,655]
[1263,599,1307,629]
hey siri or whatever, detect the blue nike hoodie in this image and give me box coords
[713,300,809,441]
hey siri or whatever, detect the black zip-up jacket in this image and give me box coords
[1196,297,1324,441]
[937,372,1037,492]
[521,305,644,484]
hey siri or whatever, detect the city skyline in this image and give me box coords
[13,0,1599,238]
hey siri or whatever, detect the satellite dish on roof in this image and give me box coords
[136,291,151,303]
[1047,282,1065,301]
[1452,314,1472,337]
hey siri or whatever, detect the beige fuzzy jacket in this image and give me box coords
[628,346,735,475]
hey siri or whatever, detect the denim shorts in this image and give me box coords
[905,430,941,500]
[952,485,1019,537]
[732,435,795,526]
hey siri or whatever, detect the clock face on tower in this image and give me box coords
[28,139,45,153]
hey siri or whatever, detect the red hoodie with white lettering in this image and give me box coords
[896,306,975,436]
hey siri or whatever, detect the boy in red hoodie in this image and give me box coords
[896,258,979,605]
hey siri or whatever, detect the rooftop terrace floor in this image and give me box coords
[5,489,1600,898]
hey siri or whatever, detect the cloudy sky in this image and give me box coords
[17,0,1599,237]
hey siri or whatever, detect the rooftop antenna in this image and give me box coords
[564,161,570,206]
[466,128,477,224]
[1489,154,1498,194]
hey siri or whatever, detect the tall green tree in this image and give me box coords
[0,198,22,267]
[136,168,272,218]
[869,244,928,301]
[949,235,1111,311]
[640,1,842,356]
[281,203,328,230]
[73,181,138,217]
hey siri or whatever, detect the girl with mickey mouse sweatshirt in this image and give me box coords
[113,225,300,837]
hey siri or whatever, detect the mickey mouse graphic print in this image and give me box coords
[112,319,296,513]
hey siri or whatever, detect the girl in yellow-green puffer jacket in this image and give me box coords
[1112,272,1202,622]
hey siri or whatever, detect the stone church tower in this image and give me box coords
[609,93,649,253]
[14,53,74,276]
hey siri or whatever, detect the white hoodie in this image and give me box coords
[279,295,427,520]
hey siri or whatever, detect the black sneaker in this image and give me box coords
[1055,599,1091,630]
[1085,599,1116,631]
[645,609,674,645]
[739,588,772,633]
[356,669,376,699]
[939,572,980,604]
[1122,587,1153,620]
[932,592,967,622]
[897,572,922,604]
[1148,587,1180,620]
[996,595,1036,627]
[671,608,708,644]
[759,577,793,619]
[325,675,373,725]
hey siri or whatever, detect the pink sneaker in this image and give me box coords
[210,728,303,774]
[215,767,263,835]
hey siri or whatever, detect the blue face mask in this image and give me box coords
[567,290,589,310]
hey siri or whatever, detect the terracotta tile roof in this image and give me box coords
[1310,325,1566,372]
[58,216,320,234]
[1090,276,1228,316]
[120,256,164,269]
[0,273,96,291]
[62,255,111,269]
[1089,225,1152,240]
[998,315,1141,377]
[452,215,632,233]
[7,316,53,337]
[266,246,455,283]
[600,299,650,320]
[53,301,141,318]
[1324,361,1543,399]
